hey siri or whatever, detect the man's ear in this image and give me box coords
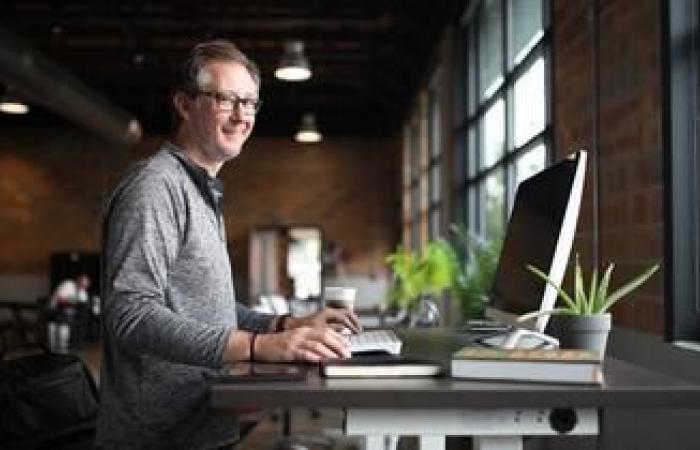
[173,91,191,122]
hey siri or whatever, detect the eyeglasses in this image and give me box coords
[197,90,262,114]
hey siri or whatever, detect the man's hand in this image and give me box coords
[255,326,351,362]
[286,307,362,334]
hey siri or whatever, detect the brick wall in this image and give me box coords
[0,129,400,301]
[0,131,143,274]
[222,136,401,301]
[0,0,668,332]
[553,0,664,333]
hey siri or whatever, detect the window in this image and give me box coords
[402,68,445,251]
[427,69,443,240]
[402,112,422,250]
[665,0,700,340]
[454,0,550,243]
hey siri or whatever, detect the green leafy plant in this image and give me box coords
[385,224,502,322]
[518,254,660,322]
[385,239,457,310]
[449,224,502,322]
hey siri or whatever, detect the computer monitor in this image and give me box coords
[485,150,587,347]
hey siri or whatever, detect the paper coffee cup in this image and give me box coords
[323,286,356,310]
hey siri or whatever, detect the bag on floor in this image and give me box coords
[0,343,99,447]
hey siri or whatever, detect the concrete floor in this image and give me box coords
[235,408,361,450]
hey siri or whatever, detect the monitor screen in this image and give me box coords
[486,151,586,333]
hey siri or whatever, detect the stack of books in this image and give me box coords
[450,347,603,385]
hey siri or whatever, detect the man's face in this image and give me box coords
[183,61,259,165]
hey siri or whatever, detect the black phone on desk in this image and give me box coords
[209,363,306,382]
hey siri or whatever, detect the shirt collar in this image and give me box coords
[166,142,224,213]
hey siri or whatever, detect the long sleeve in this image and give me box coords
[97,146,251,449]
[102,167,230,368]
[236,302,275,332]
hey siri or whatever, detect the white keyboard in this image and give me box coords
[349,329,402,355]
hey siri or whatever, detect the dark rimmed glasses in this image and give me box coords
[197,90,262,114]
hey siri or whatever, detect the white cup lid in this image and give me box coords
[323,286,356,301]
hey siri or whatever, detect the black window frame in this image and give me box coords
[664,0,700,341]
[453,0,553,242]
[427,68,444,240]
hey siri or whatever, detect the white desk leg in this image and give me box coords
[418,435,445,450]
[364,435,397,450]
[386,435,398,450]
[365,435,441,450]
[365,435,384,450]
[474,436,523,450]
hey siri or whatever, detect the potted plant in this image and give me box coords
[449,224,502,324]
[385,225,503,327]
[519,254,659,356]
[385,240,457,326]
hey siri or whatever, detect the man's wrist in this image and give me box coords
[249,332,258,361]
[223,329,250,364]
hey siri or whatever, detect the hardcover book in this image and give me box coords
[450,347,603,385]
[321,354,444,378]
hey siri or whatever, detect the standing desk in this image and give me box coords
[209,329,700,450]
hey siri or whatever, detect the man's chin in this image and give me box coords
[223,144,243,160]
[218,138,245,158]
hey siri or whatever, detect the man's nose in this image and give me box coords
[228,105,245,120]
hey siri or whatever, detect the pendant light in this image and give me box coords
[295,113,322,143]
[0,88,29,115]
[275,41,311,82]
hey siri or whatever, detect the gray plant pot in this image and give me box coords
[549,313,612,357]
[409,296,442,327]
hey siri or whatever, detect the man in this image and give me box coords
[96,40,359,450]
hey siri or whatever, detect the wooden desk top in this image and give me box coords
[210,328,700,411]
[210,359,700,410]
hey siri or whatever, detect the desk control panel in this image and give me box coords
[344,407,598,437]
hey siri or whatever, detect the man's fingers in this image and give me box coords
[325,308,361,333]
[307,338,343,360]
[288,327,350,361]
[326,330,351,358]
[296,348,322,363]
[336,310,361,334]
[345,310,362,333]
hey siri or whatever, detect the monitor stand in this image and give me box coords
[479,327,559,350]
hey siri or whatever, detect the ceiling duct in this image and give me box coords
[0,27,141,144]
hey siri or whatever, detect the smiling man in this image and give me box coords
[96,40,359,450]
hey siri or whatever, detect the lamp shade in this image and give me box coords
[275,41,311,82]
[295,113,322,143]
[0,90,29,114]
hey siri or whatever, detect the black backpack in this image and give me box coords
[0,344,99,449]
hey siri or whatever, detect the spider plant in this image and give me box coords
[518,254,659,322]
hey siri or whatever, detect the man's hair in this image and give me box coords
[177,39,261,94]
[171,40,260,129]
